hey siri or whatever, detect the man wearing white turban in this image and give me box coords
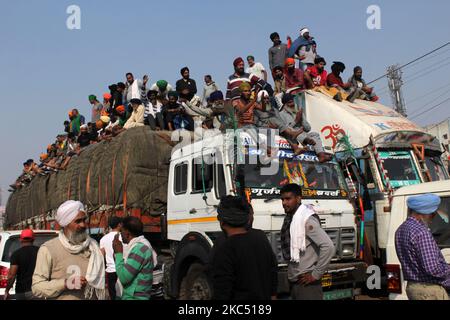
[32,200,106,300]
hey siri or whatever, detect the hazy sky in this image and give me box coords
[1,0,450,205]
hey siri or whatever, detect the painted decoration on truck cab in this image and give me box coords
[244,152,348,200]
[321,124,347,149]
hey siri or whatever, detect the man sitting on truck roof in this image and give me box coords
[278,93,332,162]
[211,196,278,300]
[304,56,327,89]
[232,82,263,129]
[123,98,145,129]
[326,61,351,102]
[395,194,450,300]
[347,66,379,103]
[163,91,194,131]
[144,90,165,130]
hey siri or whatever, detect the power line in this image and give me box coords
[402,59,450,84]
[410,96,450,120]
[408,87,450,117]
[376,57,450,95]
[367,42,450,85]
[402,46,450,71]
[407,81,450,105]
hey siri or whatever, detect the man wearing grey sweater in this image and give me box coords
[280,183,335,300]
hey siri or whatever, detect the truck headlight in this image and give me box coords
[342,244,354,256]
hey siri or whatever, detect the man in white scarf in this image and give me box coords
[280,183,335,300]
[32,200,106,300]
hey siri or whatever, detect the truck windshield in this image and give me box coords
[431,196,450,248]
[425,156,448,181]
[378,151,421,188]
[244,153,348,199]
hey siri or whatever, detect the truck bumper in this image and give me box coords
[322,261,367,300]
[277,261,367,299]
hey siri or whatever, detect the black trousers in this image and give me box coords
[106,272,118,300]
[146,113,165,130]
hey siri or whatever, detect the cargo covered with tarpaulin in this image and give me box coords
[5,127,173,227]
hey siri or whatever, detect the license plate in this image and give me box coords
[323,288,353,300]
[321,274,332,288]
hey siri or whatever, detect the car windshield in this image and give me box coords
[431,196,450,248]
[2,233,57,262]
[378,151,421,188]
[244,153,348,199]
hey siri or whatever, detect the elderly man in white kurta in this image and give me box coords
[32,200,106,300]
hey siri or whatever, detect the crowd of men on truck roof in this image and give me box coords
[9,27,379,192]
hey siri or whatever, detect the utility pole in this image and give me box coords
[387,64,407,117]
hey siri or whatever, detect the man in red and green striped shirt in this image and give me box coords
[113,216,156,300]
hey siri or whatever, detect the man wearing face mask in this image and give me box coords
[395,194,450,300]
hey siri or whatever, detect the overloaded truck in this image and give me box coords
[5,125,366,300]
[300,90,449,294]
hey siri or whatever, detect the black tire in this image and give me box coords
[178,263,212,300]
[162,261,175,300]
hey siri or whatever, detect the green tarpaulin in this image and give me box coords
[6,127,173,226]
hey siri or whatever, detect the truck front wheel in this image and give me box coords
[179,263,212,300]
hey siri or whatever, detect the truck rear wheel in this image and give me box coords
[163,261,175,300]
[179,263,212,300]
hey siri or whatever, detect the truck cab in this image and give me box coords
[385,180,450,299]
[165,130,365,300]
[302,90,449,267]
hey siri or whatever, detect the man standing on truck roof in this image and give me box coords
[176,67,197,101]
[280,183,335,300]
[211,196,278,300]
[89,95,103,123]
[32,200,106,300]
[395,194,450,300]
[100,216,123,300]
[268,32,288,81]
[226,57,273,101]
[112,216,157,300]
[4,229,39,300]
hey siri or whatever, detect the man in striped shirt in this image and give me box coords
[113,216,155,300]
[226,57,273,101]
[395,194,450,300]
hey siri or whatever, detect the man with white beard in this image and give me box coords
[32,200,106,300]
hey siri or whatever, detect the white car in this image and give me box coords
[385,180,450,300]
[0,230,58,299]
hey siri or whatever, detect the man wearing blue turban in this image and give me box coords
[395,193,450,300]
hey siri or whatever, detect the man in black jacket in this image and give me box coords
[211,196,278,300]
[176,67,197,101]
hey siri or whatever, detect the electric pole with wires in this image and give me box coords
[387,64,407,117]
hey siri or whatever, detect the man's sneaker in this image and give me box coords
[370,96,379,102]
[333,92,343,102]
